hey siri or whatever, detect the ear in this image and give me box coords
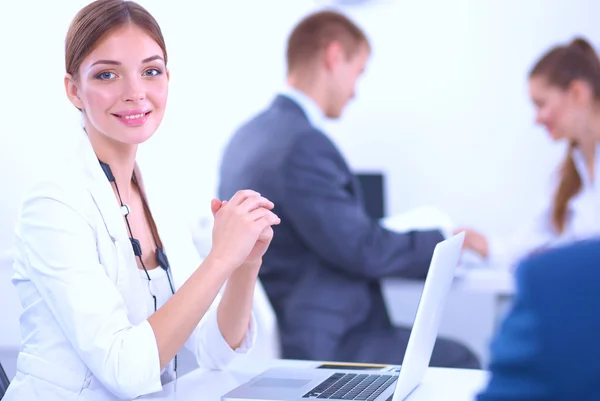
[166,69,171,82]
[568,79,594,106]
[323,40,344,72]
[64,73,84,110]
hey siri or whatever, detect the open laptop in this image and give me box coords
[222,231,465,401]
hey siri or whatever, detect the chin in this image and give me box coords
[326,109,343,119]
[548,131,566,142]
[126,129,157,145]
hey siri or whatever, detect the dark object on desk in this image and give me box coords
[317,362,388,371]
[355,172,385,220]
[0,361,10,399]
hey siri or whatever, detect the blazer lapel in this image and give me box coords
[72,132,150,322]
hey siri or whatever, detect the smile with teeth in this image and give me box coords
[116,112,148,119]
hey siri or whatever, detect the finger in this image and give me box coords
[257,226,274,241]
[211,199,223,216]
[249,207,273,221]
[252,210,280,226]
[254,213,281,234]
[228,189,261,206]
[240,195,275,213]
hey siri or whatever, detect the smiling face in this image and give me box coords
[529,76,571,140]
[529,75,596,143]
[65,24,169,148]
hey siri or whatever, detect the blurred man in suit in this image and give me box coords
[477,238,600,400]
[219,10,484,368]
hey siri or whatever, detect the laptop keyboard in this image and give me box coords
[302,372,398,400]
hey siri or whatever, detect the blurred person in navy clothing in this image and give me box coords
[477,238,600,401]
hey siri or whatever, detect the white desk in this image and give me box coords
[145,359,489,401]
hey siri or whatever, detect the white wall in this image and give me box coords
[1,0,599,352]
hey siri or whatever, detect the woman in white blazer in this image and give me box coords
[3,1,280,400]
[470,37,600,268]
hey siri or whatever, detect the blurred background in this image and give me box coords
[1,0,598,378]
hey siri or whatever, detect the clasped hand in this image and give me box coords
[209,190,280,272]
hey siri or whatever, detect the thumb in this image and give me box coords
[211,199,223,216]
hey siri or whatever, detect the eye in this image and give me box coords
[143,68,162,77]
[96,71,116,80]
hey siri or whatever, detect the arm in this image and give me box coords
[18,186,273,398]
[180,263,258,370]
[184,195,276,368]
[476,260,553,401]
[143,190,276,369]
[281,132,443,280]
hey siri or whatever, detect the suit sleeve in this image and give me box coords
[280,132,444,280]
[476,259,553,401]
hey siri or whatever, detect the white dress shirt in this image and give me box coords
[3,132,255,401]
[280,85,327,132]
[490,143,600,268]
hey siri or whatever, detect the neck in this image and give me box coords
[287,71,328,116]
[86,128,138,201]
[577,109,600,171]
[577,138,596,167]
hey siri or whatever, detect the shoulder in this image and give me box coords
[288,129,340,158]
[235,96,314,138]
[18,151,97,228]
[516,238,600,300]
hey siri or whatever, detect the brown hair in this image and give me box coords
[286,10,370,74]
[529,37,600,233]
[65,0,167,79]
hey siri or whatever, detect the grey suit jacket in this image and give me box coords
[219,95,444,361]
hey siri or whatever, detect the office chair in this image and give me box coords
[0,361,10,400]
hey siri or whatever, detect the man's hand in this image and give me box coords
[454,227,489,258]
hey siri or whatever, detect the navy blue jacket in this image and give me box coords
[478,238,600,401]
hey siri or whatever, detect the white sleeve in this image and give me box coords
[16,187,162,399]
[184,302,257,370]
[487,207,558,269]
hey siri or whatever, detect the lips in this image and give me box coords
[112,110,151,126]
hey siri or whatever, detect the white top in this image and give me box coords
[3,132,256,401]
[139,267,176,385]
[490,143,600,268]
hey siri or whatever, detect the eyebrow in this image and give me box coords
[90,55,164,67]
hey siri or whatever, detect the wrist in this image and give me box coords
[202,252,237,279]
[237,259,262,274]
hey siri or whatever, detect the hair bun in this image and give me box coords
[569,37,596,55]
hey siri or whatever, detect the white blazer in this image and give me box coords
[4,132,256,401]
[491,143,600,268]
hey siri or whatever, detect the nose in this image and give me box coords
[122,76,146,103]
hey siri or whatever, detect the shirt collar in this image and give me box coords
[279,85,326,131]
[571,142,600,188]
